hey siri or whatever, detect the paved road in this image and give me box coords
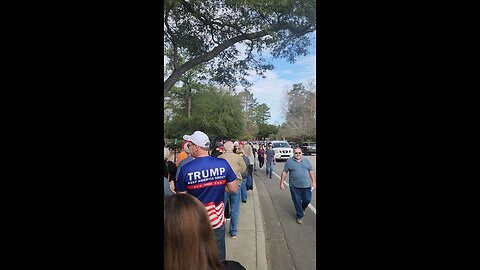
[255,154,316,270]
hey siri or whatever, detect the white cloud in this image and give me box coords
[237,70,293,124]
[239,50,317,125]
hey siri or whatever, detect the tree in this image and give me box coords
[257,123,279,139]
[165,85,244,140]
[164,0,316,95]
[252,103,271,125]
[237,90,258,139]
[237,90,257,115]
[280,82,316,141]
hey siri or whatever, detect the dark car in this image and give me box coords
[301,142,316,155]
[288,141,300,148]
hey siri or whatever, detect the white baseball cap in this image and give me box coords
[183,131,211,148]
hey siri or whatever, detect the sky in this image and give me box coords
[165,32,316,126]
[237,32,316,125]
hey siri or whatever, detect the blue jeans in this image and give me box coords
[214,224,226,261]
[266,160,274,177]
[246,170,253,190]
[224,193,230,218]
[241,178,248,202]
[224,188,241,236]
[289,186,312,219]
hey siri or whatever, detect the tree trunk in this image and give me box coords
[187,95,191,118]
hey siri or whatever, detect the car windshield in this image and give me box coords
[272,142,290,148]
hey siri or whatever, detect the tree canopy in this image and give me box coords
[279,81,316,141]
[165,85,245,140]
[164,81,279,143]
[164,0,316,94]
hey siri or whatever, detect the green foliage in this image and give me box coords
[165,85,245,140]
[164,0,316,93]
[257,124,279,139]
[253,103,271,125]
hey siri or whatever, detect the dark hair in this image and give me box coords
[164,194,223,270]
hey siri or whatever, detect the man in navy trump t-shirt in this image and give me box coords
[176,130,237,261]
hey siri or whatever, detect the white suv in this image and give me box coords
[270,141,294,161]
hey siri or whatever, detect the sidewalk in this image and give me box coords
[225,179,267,270]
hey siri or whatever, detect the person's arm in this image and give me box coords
[225,162,239,193]
[226,180,238,193]
[175,168,187,194]
[309,170,316,190]
[169,181,176,194]
[279,170,287,191]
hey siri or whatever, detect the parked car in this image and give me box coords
[270,141,294,161]
[301,142,316,155]
[288,141,300,148]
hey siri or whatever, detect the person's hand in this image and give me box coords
[280,181,285,191]
[311,182,316,190]
[169,181,176,194]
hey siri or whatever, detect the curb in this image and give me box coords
[253,180,268,270]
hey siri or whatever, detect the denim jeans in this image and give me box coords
[266,160,274,177]
[241,178,248,202]
[224,192,230,218]
[289,186,312,219]
[246,171,253,190]
[224,188,241,236]
[213,224,226,261]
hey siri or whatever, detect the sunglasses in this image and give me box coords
[294,152,302,154]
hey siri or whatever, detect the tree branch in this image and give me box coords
[164,20,315,94]
[165,29,269,94]
[164,3,179,69]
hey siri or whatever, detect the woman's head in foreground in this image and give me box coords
[164,194,223,270]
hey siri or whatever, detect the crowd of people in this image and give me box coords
[163,130,316,269]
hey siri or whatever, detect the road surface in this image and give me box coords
[255,154,317,270]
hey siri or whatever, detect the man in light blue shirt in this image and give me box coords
[279,147,316,224]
